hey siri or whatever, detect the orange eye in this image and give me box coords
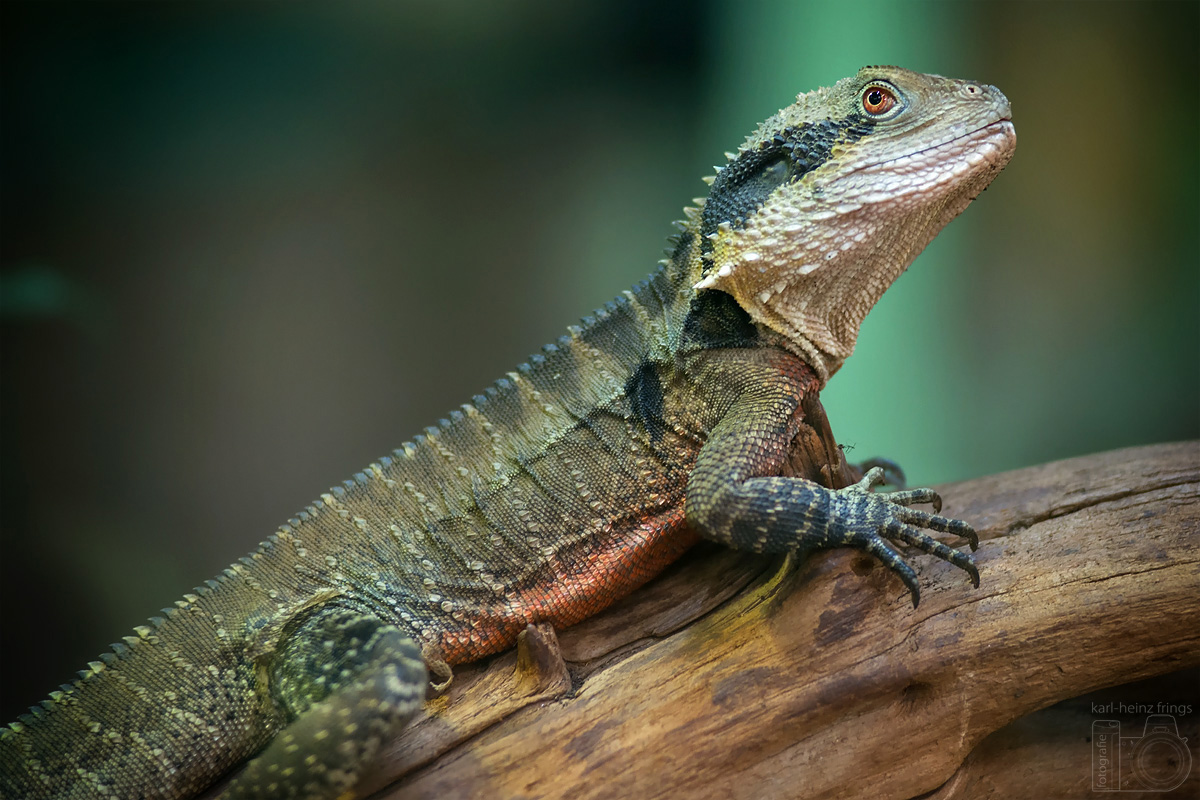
[862,85,897,115]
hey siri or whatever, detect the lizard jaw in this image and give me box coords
[695,118,1015,382]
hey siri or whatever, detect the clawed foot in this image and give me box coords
[836,466,979,607]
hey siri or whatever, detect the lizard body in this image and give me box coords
[0,67,1015,799]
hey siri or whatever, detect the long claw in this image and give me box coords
[881,487,939,508]
[859,534,921,607]
[855,457,907,489]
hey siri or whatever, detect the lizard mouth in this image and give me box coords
[852,118,1017,176]
[916,117,1016,159]
[832,119,1016,203]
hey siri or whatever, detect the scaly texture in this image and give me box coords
[0,66,1015,800]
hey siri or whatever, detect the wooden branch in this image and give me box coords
[354,441,1199,800]
[924,666,1199,798]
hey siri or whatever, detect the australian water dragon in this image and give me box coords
[0,66,1016,799]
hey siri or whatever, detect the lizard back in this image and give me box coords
[0,260,729,798]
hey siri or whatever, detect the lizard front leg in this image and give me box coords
[685,378,978,607]
[221,604,427,800]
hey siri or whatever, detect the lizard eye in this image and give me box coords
[862,84,899,116]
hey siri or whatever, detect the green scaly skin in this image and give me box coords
[0,66,1015,799]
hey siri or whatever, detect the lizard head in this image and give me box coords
[689,65,1016,381]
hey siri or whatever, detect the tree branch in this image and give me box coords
[360,441,1199,799]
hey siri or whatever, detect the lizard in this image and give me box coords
[0,66,1015,800]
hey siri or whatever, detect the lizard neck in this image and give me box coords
[664,172,952,385]
[739,198,957,383]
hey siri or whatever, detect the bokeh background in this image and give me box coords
[2,1,1196,721]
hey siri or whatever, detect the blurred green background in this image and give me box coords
[2,0,1196,719]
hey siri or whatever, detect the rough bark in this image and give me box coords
[357,441,1200,799]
